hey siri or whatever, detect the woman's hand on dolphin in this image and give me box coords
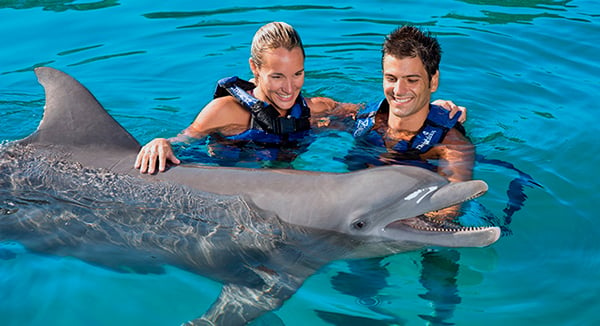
[432,99,467,123]
[134,138,181,174]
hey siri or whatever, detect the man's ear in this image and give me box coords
[430,70,440,92]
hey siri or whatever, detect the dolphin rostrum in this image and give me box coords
[0,67,500,325]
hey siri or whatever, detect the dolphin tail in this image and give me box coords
[21,67,140,153]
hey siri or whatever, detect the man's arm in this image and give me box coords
[436,128,475,183]
[422,128,474,220]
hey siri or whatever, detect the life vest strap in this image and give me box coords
[214,76,311,136]
[354,100,462,154]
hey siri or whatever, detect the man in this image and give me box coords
[337,27,475,325]
[352,26,473,185]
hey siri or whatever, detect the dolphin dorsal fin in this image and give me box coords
[23,67,140,152]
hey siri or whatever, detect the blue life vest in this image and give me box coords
[213,76,311,144]
[353,99,464,154]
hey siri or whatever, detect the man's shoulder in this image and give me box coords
[443,127,472,145]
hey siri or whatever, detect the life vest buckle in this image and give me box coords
[275,117,296,134]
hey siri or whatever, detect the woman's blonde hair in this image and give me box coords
[250,21,305,67]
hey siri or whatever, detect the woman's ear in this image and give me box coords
[249,57,259,77]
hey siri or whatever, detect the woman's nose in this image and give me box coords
[282,78,293,93]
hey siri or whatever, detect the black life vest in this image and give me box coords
[213,76,311,143]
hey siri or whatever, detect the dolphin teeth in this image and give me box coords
[411,224,493,233]
[398,215,495,233]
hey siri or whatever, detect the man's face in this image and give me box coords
[382,54,439,119]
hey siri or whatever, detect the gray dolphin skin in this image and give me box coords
[0,67,500,325]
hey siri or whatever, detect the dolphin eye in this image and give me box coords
[352,220,367,230]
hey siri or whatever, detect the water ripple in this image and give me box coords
[0,0,119,12]
[143,5,353,19]
[67,51,146,67]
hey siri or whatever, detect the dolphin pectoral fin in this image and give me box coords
[186,282,296,326]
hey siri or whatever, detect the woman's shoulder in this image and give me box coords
[190,97,251,133]
[203,96,249,116]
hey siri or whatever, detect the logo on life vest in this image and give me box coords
[414,129,437,150]
[354,119,371,136]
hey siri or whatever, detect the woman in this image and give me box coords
[134,22,463,173]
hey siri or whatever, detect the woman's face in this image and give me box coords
[250,47,305,115]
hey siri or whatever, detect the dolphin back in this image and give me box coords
[21,67,140,153]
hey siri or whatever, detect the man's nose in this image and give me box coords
[393,80,407,95]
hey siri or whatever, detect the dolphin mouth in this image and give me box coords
[386,214,488,233]
[384,180,493,233]
[383,214,501,248]
[384,179,492,235]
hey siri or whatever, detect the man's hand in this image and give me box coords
[134,138,181,174]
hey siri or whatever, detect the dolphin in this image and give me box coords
[0,67,501,325]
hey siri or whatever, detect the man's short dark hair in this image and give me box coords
[382,26,442,81]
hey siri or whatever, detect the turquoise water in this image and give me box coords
[1,0,599,325]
